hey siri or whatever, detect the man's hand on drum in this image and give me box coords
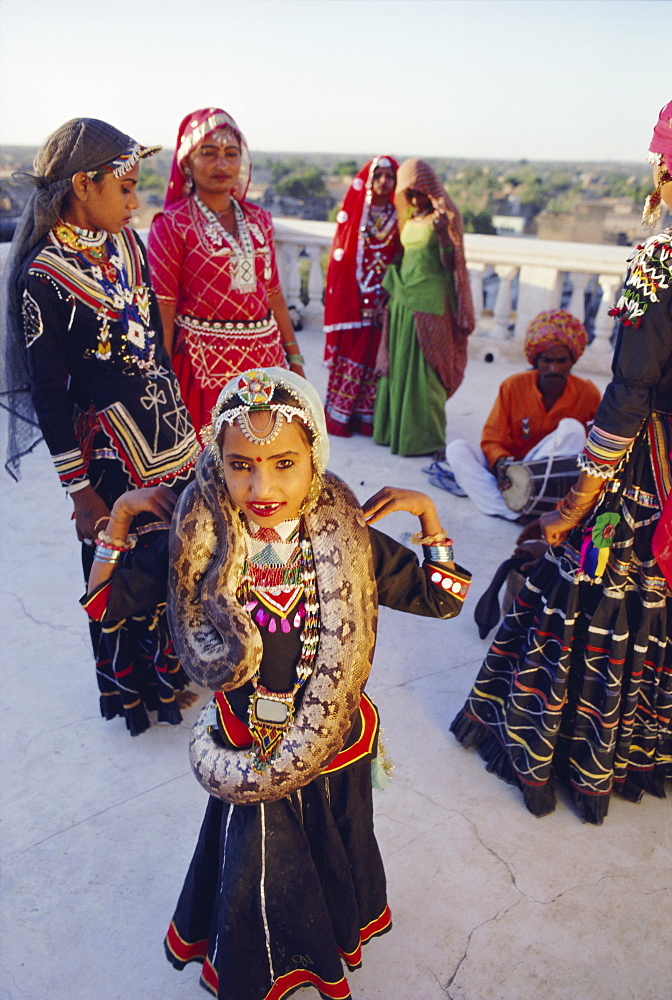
[494,456,513,491]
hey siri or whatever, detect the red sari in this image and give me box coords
[148,195,286,434]
[323,157,400,437]
[148,108,287,436]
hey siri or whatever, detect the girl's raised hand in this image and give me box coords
[363,487,439,526]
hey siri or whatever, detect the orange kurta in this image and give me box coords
[480,369,601,469]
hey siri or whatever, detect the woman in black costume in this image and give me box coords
[2,118,200,734]
[451,100,672,824]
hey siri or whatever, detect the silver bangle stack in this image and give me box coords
[423,542,454,563]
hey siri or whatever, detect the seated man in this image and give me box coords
[445,310,601,520]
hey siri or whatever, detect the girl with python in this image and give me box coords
[84,366,471,1000]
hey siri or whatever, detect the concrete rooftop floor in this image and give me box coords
[1,321,671,1000]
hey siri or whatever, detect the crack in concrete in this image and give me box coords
[390,781,526,892]
[15,771,192,856]
[445,898,526,997]
[5,589,83,638]
[441,869,668,998]
[381,656,485,691]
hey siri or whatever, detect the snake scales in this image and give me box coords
[168,444,378,804]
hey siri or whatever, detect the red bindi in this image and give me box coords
[255,457,262,462]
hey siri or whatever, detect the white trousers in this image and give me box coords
[445,417,587,520]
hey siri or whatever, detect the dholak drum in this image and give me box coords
[502,454,580,516]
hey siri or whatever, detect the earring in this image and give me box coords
[298,472,324,517]
[642,168,671,228]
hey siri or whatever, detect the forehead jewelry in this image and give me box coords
[218,405,307,446]
[208,128,240,148]
[214,369,308,445]
[213,370,317,457]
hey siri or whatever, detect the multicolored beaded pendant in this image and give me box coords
[238,523,320,771]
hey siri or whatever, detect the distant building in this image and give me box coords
[492,215,527,236]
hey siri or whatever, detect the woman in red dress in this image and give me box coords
[323,156,400,437]
[148,108,304,437]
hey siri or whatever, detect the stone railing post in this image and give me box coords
[279,241,303,312]
[491,265,518,339]
[305,244,325,319]
[468,263,486,333]
[513,264,564,343]
[566,271,591,324]
[586,274,622,367]
[265,223,629,372]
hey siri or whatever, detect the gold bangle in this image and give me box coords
[94,516,110,531]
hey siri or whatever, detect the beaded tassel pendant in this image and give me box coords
[239,530,320,772]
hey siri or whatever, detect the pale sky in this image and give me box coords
[0,0,668,163]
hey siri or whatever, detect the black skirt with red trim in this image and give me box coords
[164,703,390,1000]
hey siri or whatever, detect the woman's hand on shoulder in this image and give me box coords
[363,487,436,525]
[71,486,111,543]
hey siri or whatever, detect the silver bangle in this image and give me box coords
[93,546,122,564]
[423,542,454,563]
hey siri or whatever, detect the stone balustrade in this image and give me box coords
[1,220,632,375]
[271,219,632,376]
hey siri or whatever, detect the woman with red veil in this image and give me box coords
[323,157,400,437]
[148,108,304,437]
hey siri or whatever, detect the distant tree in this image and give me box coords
[137,169,165,192]
[336,160,358,178]
[269,161,292,184]
[462,210,496,235]
[276,168,327,200]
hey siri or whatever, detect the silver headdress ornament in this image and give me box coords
[208,128,240,148]
[209,368,330,474]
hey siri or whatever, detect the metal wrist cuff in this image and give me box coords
[93,546,122,564]
[423,542,454,563]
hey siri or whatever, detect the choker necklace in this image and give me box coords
[54,219,108,259]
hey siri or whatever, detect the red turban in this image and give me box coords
[524,310,587,366]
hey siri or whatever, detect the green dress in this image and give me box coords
[373,221,456,456]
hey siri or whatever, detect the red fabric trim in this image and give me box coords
[213,692,379,768]
[58,466,88,482]
[32,260,119,315]
[200,955,219,996]
[322,694,378,774]
[424,562,470,602]
[81,581,113,621]
[339,904,393,969]
[171,932,351,1000]
[96,410,197,488]
[166,904,390,999]
[165,921,208,964]
[215,691,253,747]
[266,967,351,1000]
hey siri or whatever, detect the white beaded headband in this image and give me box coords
[210,370,324,471]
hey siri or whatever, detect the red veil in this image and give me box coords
[323,156,400,350]
[164,107,252,209]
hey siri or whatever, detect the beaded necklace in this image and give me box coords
[54,219,108,259]
[237,517,321,770]
[366,202,398,241]
[195,194,257,293]
[53,222,154,368]
[356,199,397,293]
